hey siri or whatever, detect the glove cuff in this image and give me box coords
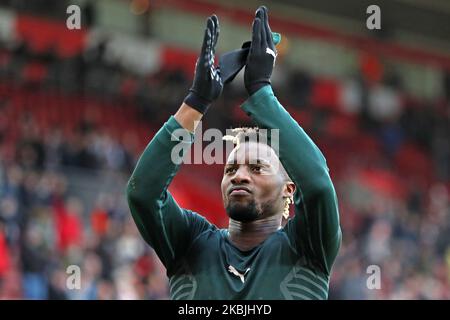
[183,91,211,114]
[246,81,271,96]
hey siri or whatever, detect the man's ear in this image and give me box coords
[283,181,296,198]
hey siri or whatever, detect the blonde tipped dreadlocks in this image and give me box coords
[222,127,263,151]
[283,197,293,219]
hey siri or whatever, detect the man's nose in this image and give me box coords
[231,166,251,184]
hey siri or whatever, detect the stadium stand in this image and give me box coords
[0,2,448,299]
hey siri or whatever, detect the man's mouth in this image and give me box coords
[229,186,252,196]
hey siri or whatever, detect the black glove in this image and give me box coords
[219,33,280,84]
[244,6,277,96]
[184,15,223,114]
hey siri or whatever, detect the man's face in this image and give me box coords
[221,141,292,222]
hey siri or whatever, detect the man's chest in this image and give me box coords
[168,235,329,299]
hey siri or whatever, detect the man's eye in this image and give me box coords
[251,165,262,172]
[225,167,236,174]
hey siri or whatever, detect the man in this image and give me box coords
[127,7,341,300]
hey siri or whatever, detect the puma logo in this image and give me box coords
[228,265,250,283]
[266,47,276,59]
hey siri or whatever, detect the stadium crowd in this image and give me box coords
[0,34,449,299]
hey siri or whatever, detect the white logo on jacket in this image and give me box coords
[228,265,251,283]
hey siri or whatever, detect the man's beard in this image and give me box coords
[226,199,263,222]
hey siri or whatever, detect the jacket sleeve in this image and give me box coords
[241,85,342,274]
[126,116,213,273]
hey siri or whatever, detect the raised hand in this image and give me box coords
[244,6,277,96]
[184,15,223,114]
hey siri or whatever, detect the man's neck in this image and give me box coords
[227,215,282,251]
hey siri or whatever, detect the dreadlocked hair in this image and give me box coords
[222,127,269,150]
